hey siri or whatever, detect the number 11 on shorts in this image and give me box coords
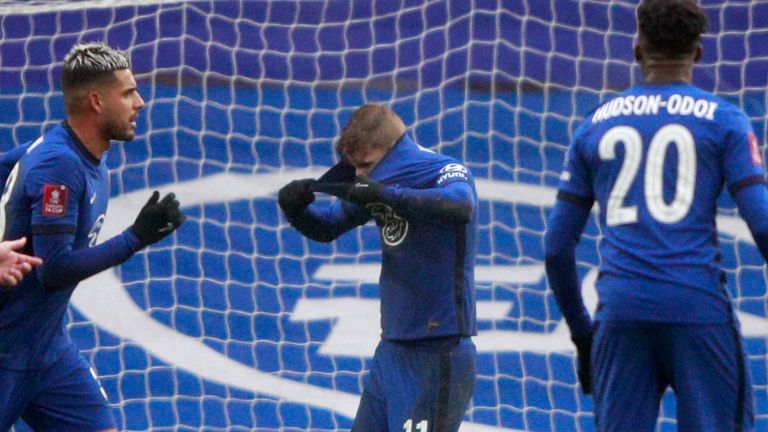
[403,419,428,432]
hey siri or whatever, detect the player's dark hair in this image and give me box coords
[62,42,131,114]
[336,104,398,160]
[637,0,708,59]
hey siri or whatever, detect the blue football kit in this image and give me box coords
[286,134,478,432]
[0,122,144,431]
[546,83,765,431]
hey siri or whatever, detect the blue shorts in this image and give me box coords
[592,321,754,432]
[0,347,115,432]
[351,336,476,432]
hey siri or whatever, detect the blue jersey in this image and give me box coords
[0,122,120,369]
[558,83,765,323]
[295,135,478,340]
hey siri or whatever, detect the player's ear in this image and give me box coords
[87,91,103,114]
[693,45,702,63]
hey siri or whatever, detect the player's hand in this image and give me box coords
[278,179,315,215]
[131,191,186,247]
[0,237,42,288]
[346,176,385,207]
[572,335,593,394]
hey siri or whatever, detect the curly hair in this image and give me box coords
[336,104,399,160]
[637,0,708,59]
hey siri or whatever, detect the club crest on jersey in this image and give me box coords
[748,132,763,166]
[88,214,105,247]
[436,163,468,185]
[367,203,408,246]
[42,184,68,216]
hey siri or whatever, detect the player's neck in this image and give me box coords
[642,68,693,85]
[66,116,109,160]
[640,58,694,85]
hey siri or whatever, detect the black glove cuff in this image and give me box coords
[130,224,153,248]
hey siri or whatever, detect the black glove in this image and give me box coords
[572,335,593,394]
[131,191,186,247]
[346,176,385,207]
[278,179,315,216]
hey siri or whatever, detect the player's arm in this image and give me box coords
[345,175,475,225]
[279,179,370,242]
[544,131,595,394]
[28,157,183,291]
[544,195,593,338]
[545,194,594,395]
[0,142,33,191]
[722,110,768,262]
[545,129,596,338]
[732,184,768,260]
[37,192,183,291]
[34,230,140,290]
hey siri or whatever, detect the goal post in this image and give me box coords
[0,1,765,431]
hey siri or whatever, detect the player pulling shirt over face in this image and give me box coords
[279,104,478,432]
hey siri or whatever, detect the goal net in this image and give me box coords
[0,1,765,431]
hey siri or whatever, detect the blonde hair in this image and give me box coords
[336,104,404,160]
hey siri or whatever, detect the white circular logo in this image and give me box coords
[439,163,468,174]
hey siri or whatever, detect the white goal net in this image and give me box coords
[0,1,765,431]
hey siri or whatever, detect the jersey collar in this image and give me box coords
[61,121,102,167]
[368,132,408,180]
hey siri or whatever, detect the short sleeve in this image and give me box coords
[556,132,594,207]
[27,153,84,235]
[722,109,766,196]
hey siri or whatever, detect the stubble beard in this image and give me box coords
[104,118,135,142]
